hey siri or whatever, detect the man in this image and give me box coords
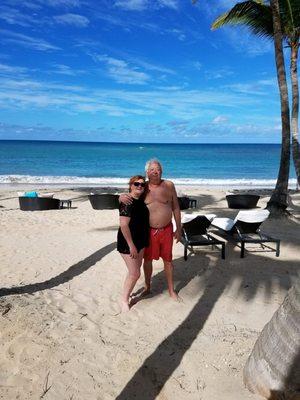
[120,159,181,300]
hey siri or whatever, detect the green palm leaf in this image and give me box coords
[212,1,274,39]
[211,0,300,43]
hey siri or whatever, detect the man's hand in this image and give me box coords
[173,228,182,243]
[119,193,133,205]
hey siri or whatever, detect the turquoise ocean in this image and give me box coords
[0,140,296,188]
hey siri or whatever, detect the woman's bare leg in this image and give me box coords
[121,250,144,312]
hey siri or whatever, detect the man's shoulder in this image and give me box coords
[162,179,175,188]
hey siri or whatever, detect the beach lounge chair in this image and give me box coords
[226,193,260,209]
[19,196,60,211]
[211,210,280,258]
[181,214,225,260]
[88,193,119,210]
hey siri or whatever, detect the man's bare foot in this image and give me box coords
[169,292,183,302]
[121,301,130,312]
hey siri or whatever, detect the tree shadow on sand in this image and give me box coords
[116,239,299,400]
[0,242,116,297]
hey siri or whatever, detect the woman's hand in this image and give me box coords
[129,244,138,259]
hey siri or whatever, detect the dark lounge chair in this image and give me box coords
[178,196,197,210]
[178,196,190,210]
[211,210,280,258]
[19,197,60,211]
[181,214,225,260]
[88,193,119,210]
[226,193,260,209]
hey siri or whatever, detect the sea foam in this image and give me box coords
[0,174,297,189]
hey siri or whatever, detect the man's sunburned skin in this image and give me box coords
[143,180,174,228]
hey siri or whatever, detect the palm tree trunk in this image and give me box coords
[267,0,291,216]
[290,42,300,190]
[243,279,300,399]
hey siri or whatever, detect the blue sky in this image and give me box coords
[0,0,286,143]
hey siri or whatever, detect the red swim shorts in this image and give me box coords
[144,222,173,262]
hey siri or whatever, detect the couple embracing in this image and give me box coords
[117,159,182,312]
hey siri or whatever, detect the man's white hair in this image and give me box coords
[145,158,162,172]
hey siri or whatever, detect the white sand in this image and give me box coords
[0,187,299,400]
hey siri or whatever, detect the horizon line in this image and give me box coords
[0,139,281,145]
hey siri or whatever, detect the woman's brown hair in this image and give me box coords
[128,175,145,192]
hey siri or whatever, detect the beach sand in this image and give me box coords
[0,187,299,400]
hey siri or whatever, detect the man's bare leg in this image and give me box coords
[163,260,180,301]
[142,259,153,295]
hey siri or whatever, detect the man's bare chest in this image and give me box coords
[145,186,172,205]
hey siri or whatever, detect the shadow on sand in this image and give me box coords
[115,240,299,400]
[0,242,116,297]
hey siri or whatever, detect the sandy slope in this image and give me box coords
[0,188,299,400]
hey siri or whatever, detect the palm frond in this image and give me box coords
[279,0,300,42]
[212,1,274,40]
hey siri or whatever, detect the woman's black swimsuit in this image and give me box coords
[117,198,150,254]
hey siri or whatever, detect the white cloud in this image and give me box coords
[0,73,275,122]
[0,63,28,74]
[0,5,37,27]
[94,55,150,85]
[158,0,179,10]
[107,59,150,85]
[115,0,148,11]
[21,1,42,10]
[51,63,85,76]
[166,28,186,41]
[219,27,273,57]
[114,0,179,11]
[127,58,176,75]
[193,61,202,70]
[205,67,234,80]
[54,13,89,27]
[225,79,277,96]
[0,29,60,51]
[212,115,228,124]
[41,0,81,7]
[89,52,175,83]
[0,119,281,142]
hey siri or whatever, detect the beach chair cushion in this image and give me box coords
[173,213,216,230]
[39,193,54,198]
[211,217,235,231]
[182,213,216,224]
[212,210,270,232]
[24,191,38,197]
[235,209,269,223]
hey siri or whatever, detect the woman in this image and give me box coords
[117,175,149,312]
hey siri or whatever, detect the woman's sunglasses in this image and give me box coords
[133,182,146,188]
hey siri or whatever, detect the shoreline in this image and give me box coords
[0,182,298,193]
[0,175,298,192]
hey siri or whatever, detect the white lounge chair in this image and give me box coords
[181,214,225,260]
[211,210,280,258]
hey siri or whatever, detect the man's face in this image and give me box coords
[147,163,162,181]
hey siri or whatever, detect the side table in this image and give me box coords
[189,199,197,209]
[59,199,72,209]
